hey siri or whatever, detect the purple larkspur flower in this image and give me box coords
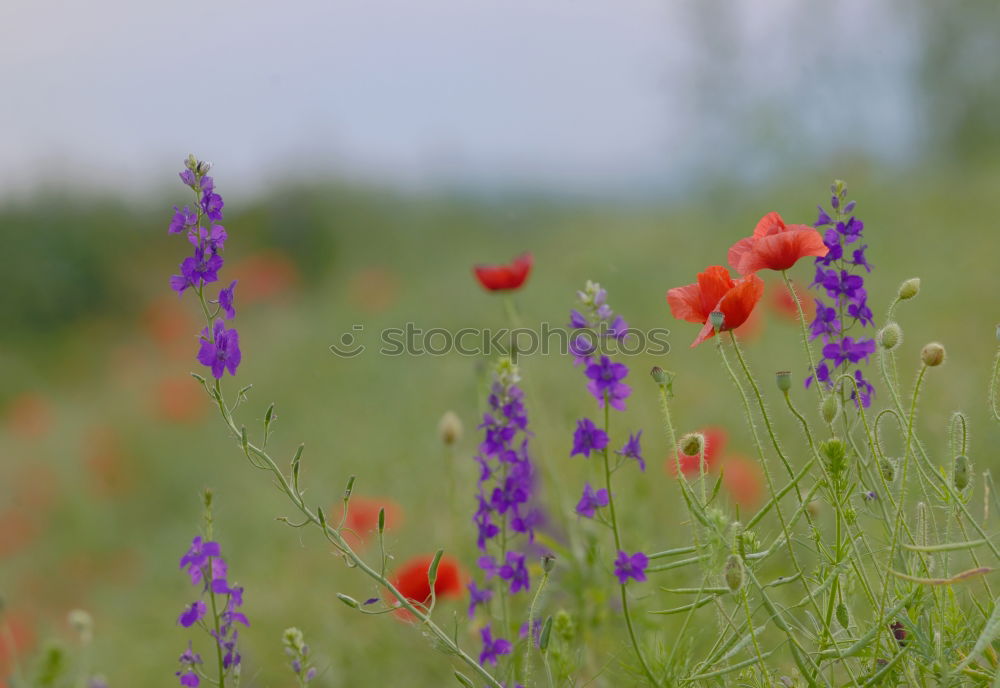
[169,206,197,234]
[585,355,631,410]
[179,169,196,188]
[179,536,221,584]
[616,431,644,471]
[575,482,609,518]
[569,332,597,366]
[178,600,206,628]
[519,618,542,647]
[498,551,530,594]
[479,625,512,666]
[170,247,223,294]
[217,280,237,320]
[200,176,224,222]
[188,224,227,253]
[606,315,629,340]
[197,320,242,379]
[809,301,841,340]
[614,550,648,584]
[570,418,609,458]
[822,336,876,368]
[568,309,589,329]
[467,581,493,617]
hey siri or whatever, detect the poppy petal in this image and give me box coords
[666,282,706,323]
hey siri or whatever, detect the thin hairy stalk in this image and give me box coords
[990,346,1000,422]
[781,270,826,405]
[600,400,660,687]
[523,564,549,687]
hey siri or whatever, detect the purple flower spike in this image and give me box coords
[614,550,649,584]
[575,482,609,518]
[197,320,242,379]
[498,551,530,594]
[570,418,609,459]
[585,355,631,410]
[467,581,493,617]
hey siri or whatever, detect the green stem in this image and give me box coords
[601,397,660,687]
[524,567,550,686]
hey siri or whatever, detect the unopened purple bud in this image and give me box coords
[844,200,856,213]
[831,195,840,209]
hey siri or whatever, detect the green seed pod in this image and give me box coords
[453,671,476,688]
[879,457,897,482]
[921,342,946,367]
[775,370,792,393]
[836,602,849,629]
[709,311,725,331]
[724,553,745,593]
[438,411,463,446]
[897,278,920,301]
[679,432,705,457]
[953,455,970,490]
[879,323,902,350]
[336,593,360,609]
[821,394,840,424]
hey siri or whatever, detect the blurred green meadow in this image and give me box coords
[2,162,1000,686]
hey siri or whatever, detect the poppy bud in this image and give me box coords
[775,371,791,393]
[879,323,902,350]
[921,342,946,367]
[650,366,667,384]
[679,432,705,457]
[542,554,556,574]
[953,455,970,490]
[724,553,744,592]
[709,311,725,331]
[821,394,840,424]
[879,457,897,482]
[438,411,463,446]
[897,278,920,301]
[807,500,821,518]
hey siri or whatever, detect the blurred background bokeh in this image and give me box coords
[2,1,1000,685]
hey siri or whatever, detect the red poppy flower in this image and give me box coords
[336,496,403,548]
[728,212,828,275]
[391,554,465,620]
[473,252,533,291]
[667,426,728,476]
[721,455,764,508]
[667,266,764,347]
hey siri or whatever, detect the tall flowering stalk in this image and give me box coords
[175,490,248,688]
[469,358,539,672]
[567,282,657,686]
[808,180,876,406]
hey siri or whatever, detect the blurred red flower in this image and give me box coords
[392,554,465,619]
[153,376,208,423]
[667,266,764,347]
[337,496,403,548]
[84,425,135,498]
[3,393,52,440]
[728,212,828,275]
[769,279,815,322]
[0,508,41,559]
[0,609,35,685]
[666,426,728,476]
[229,251,300,304]
[473,252,533,291]
[142,295,198,360]
[721,455,764,509]
[347,266,399,313]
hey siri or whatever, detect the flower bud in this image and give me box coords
[953,454,970,490]
[438,411,463,446]
[336,593,360,609]
[185,154,199,171]
[835,602,849,629]
[709,311,725,331]
[679,432,705,457]
[821,394,840,424]
[724,553,744,593]
[775,371,791,393]
[196,159,213,176]
[650,366,667,384]
[542,554,556,574]
[879,323,902,350]
[921,342,946,367]
[897,278,920,301]
[879,457,897,482]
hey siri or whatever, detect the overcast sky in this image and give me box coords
[0,1,919,199]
